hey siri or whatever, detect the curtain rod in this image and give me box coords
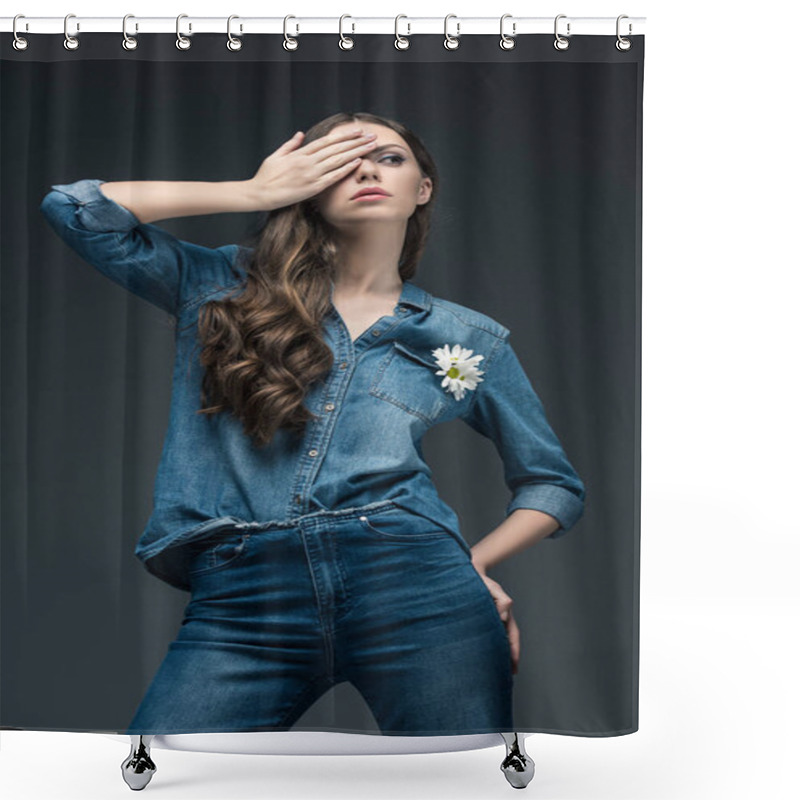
[1,15,646,37]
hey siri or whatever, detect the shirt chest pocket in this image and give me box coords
[369,341,450,425]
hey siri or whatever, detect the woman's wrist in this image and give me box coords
[470,555,489,576]
[238,178,279,213]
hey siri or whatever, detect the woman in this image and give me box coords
[40,112,585,735]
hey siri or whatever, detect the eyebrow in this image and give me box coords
[372,144,410,154]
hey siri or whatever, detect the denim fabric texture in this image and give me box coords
[123,503,516,734]
[40,178,586,592]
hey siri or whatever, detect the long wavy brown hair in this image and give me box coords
[191,112,439,449]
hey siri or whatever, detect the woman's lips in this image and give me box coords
[352,193,390,201]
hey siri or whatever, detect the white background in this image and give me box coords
[2,1,798,798]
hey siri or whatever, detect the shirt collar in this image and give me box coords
[397,279,431,312]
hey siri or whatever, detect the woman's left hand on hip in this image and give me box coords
[475,571,520,675]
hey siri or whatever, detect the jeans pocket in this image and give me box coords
[186,528,251,577]
[357,507,452,542]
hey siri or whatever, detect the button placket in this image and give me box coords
[354,315,404,355]
[289,328,351,517]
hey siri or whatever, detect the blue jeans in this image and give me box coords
[125,501,514,736]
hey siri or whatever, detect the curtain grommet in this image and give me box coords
[283,15,299,51]
[227,15,243,51]
[554,14,570,51]
[12,14,29,51]
[616,15,632,51]
[175,13,191,50]
[394,15,411,50]
[122,14,138,51]
[63,13,80,51]
[339,15,355,50]
[444,13,460,51]
[499,14,516,50]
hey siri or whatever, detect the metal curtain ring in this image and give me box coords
[283,15,299,51]
[63,13,79,51]
[444,14,460,51]
[499,13,516,50]
[553,14,571,51]
[394,14,410,50]
[227,15,243,51]
[176,13,191,50]
[122,14,138,51]
[616,14,632,51]
[283,14,300,50]
[12,14,28,51]
[339,14,354,50]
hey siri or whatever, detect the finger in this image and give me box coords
[482,582,509,620]
[495,593,513,622]
[315,138,377,174]
[321,156,368,183]
[302,126,369,157]
[507,618,521,673]
[274,130,305,154]
[307,156,367,196]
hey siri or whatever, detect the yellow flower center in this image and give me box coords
[446,366,461,379]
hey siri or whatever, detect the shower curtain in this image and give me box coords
[1,27,644,738]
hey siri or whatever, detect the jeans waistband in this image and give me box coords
[232,499,399,533]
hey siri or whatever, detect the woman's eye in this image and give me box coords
[379,154,405,165]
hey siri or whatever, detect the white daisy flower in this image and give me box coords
[431,343,485,401]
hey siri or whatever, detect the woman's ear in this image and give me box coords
[418,177,433,204]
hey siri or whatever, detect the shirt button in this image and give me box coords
[340,362,348,370]
[294,495,302,504]
[325,402,335,412]
[308,449,318,457]
[359,516,367,521]
[371,329,380,337]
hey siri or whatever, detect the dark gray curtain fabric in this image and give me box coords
[1,33,643,735]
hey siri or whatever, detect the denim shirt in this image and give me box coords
[39,178,586,590]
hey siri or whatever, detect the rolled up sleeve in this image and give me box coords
[39,178,242,316]
[462,334,586,539]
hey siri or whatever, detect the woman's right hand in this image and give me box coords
[247,126,378,211]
